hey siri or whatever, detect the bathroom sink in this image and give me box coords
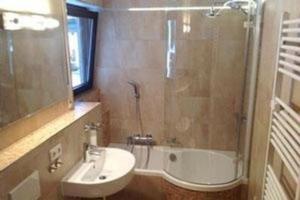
[61,148,135,198]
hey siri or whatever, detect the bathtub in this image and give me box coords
[109,143,244,192]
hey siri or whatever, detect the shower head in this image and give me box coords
[128,80,140,99]
[224,0,251,15]
[226,1,242,9]
[205,7,219,18]
[205,0,220,18]
[205,0,254,18]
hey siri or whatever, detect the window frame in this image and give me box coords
[67,4,98,95]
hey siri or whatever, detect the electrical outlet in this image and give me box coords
[49,143,62,163]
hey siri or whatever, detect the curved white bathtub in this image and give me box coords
[109,143,244,192]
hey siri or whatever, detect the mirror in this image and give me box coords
[0,0,70,128]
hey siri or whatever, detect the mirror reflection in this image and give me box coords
[0,0,69,128]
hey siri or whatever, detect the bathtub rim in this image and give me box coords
[109,143,244,192]
[134,168,244,192]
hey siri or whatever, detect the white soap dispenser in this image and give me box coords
[89,124,98,146]
[84,122,100,146]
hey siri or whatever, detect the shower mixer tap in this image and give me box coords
[127,134,155,146]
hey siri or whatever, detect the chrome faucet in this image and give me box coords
[83,142,104,162]
[84,122,101,132]
[83,143,89,162]
[83,122,103,162]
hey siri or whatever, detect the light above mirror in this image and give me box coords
[1,12,60,31]
[0,0,51,14]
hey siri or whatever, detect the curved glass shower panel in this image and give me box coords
[163,0,253,185]
[100,0,257,186]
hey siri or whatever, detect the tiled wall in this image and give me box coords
[247,0,300,199]
[95,0,247,150]
[0,103,103,200]
[95,0,167,146]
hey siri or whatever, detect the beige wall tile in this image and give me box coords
[0,104,102,199]
[97,0,248,151]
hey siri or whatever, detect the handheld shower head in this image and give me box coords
[128,81,140,99]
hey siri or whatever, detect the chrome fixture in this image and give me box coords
[84,122,101,131]
[127,80,145,146]
[127,80,153,168]
[127,134,155,169]
[127,80,140,99]
[205,0,219,18]
[224,0,249,15]
[127,134,155,146]
[206,6,219,18]
[205,0,256,18]
[226,0,243,9]
[83,143,104,162]
[83,122,103,162]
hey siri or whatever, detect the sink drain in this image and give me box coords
[99,175,107,180]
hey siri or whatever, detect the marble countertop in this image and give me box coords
[0,102,100,172]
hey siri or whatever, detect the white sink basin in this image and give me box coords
[61,148,135,198]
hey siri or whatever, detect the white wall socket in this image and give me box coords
[49,143,62,163]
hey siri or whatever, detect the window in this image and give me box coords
[67,4,98,95]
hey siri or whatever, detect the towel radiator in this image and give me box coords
[262,12,300,200]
